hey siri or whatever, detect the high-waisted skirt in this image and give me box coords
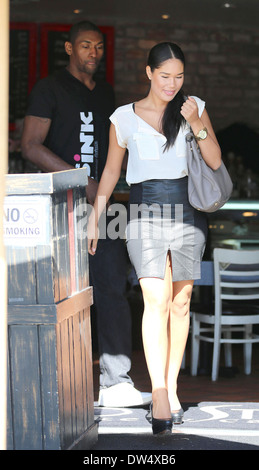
[126,177,208,281]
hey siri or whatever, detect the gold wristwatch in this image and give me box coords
[195,127,208,141]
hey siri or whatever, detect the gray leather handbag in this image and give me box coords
[186,132,233,213]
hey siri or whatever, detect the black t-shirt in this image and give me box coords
[26,68,115,181]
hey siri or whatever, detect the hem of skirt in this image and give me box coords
[136,272,201,282]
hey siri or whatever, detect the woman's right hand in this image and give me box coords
[87,212,99,256]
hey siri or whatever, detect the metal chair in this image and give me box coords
[191,248,259,381]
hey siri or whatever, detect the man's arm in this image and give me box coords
[21,115,73,172]
[21,115,98,204]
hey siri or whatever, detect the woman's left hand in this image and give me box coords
[180,96,199,125]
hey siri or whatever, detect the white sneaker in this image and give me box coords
[98,383,152,408]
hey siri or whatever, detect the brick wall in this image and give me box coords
[107,21,259,133]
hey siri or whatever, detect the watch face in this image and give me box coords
[198,128,207,139]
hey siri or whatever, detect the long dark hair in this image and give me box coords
[147,42,186,151]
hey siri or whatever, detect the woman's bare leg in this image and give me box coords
[166,279,193,412]
[140,255,172,419]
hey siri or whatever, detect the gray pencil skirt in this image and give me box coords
[126,177,208,281]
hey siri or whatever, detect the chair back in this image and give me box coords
[213,248,259,309]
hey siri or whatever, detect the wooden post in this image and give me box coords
[0,0,9,451]
[5,171,97,450]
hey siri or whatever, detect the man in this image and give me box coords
[21,20,151,407]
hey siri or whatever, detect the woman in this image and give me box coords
[88,42,221,435]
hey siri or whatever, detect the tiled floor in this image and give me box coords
[93,343,259,404]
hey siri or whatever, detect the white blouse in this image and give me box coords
[109,96,205,185]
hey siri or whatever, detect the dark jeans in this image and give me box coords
[89,237,134,389]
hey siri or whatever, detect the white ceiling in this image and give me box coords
[9,0,259,28]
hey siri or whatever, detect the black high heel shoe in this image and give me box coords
[150,403,173,435]
[171,407,184,425]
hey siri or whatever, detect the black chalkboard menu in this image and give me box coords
[40,24,114,85]
[9,23,37,129]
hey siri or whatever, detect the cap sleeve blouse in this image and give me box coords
[110,96,205,185]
